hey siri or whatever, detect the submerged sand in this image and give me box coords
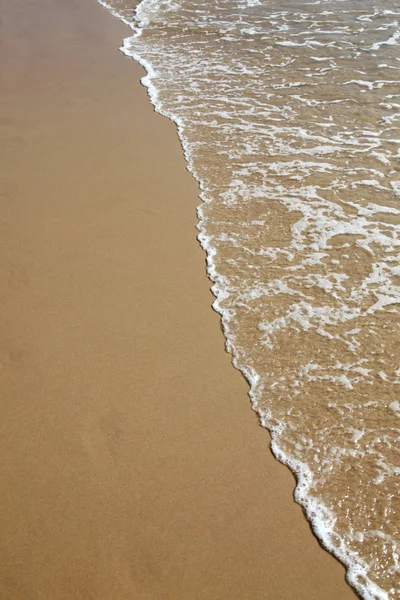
[0,0,357,598]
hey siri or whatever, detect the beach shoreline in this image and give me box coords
[0,0,357,598]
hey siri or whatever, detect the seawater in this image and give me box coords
[98,0,400,597]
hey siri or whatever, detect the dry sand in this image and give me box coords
[0,0,358,598]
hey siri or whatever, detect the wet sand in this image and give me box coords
[0,0,357,598]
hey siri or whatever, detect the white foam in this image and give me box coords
[370,30,400,51]
[97,1,399,597]
[388,401,400,415]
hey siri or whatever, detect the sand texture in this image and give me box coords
[0,0,357,598]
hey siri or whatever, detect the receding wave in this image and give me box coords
[98,0,400,597]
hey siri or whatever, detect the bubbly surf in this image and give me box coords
[98,0,400,597]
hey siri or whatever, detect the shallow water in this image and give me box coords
[99,0,400,597]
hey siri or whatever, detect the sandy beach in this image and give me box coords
[0,0,358,598]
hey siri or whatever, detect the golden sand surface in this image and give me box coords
[0,0,357,598]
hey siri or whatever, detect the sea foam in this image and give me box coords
[98,0,400,597]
